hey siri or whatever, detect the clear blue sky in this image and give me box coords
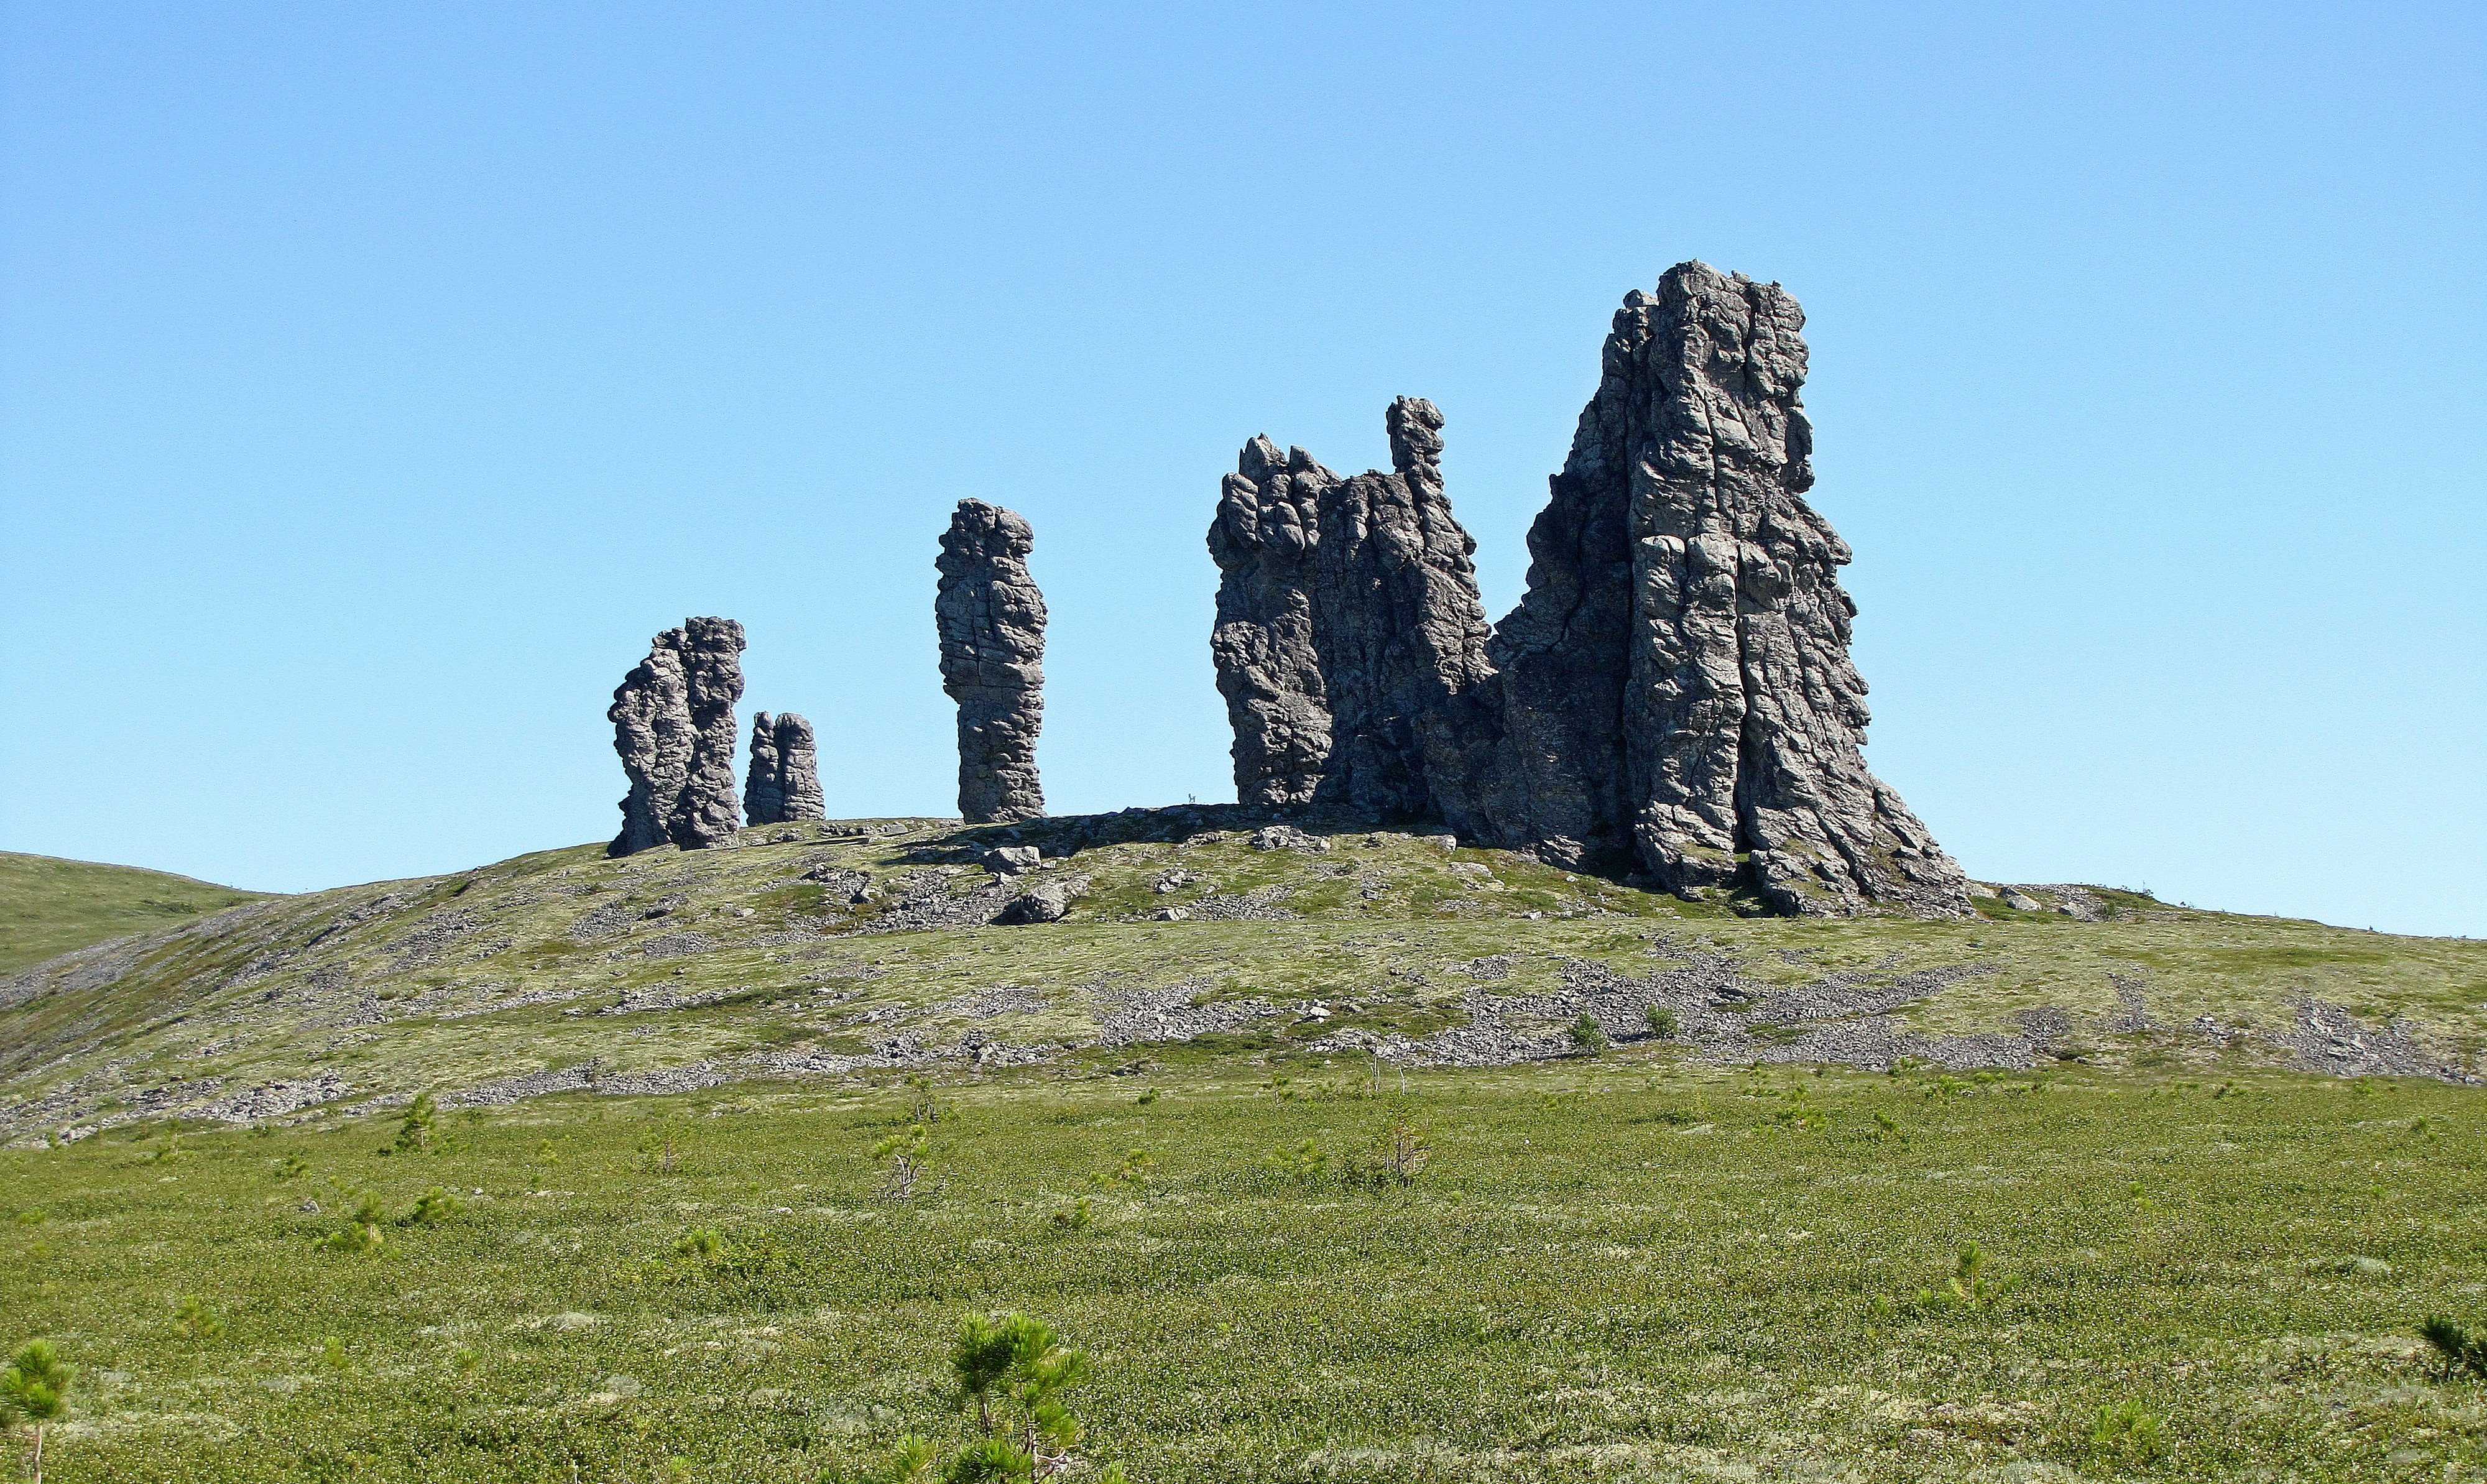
[2,2,2480,936]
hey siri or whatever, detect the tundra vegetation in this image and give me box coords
[3,816,2485,1478]
[1,1059,2484,1480]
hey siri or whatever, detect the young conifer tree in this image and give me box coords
[1,1338,75,1484]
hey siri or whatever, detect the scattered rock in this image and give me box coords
[985,846,1043,873]
[996,876,1091,926]
[1249,824,1332,852]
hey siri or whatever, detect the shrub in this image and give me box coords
[2420,1316,2487,1380]
[1916,1241,2014,1314]
[1050,1196,1094,1232]
[2087,1399,2166,1466]
[392,1093,437,1155]
[873,1125,931,1201]
[1,1337,75,1484]
[1258,1138,1327,1184]
[173,1296,224,1339]
[936,1312,1123,1482]
[1566,1015,1608,1057]
[313,1184,389,1255]
[1352,1112,1431,1187]
[1645,1005,1680,1040]
[402,1187,463,1227]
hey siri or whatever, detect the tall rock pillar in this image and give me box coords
[744,711,824,824]
[936,500,1048,823]
[1494,262,1970,915]
[1206,398,1500,825]
[607,616,746,855]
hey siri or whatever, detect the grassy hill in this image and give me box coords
[1,811,2483,1478]
[1,809,2479,1143]
[0,850,268,975]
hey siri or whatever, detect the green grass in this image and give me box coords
[0,851,268,975]
[2,1061,2482,1481]
[3,815,2483,1140]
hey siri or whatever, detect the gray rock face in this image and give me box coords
[1207,397,1501,824]
[608,617,746,856]
[1206,265,1971,918]
[936,501,1047,824]
[742,712,824,826]
[1507,263,1968,916]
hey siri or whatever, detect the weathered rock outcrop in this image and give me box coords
[609,617,746,855]
[1207,397,1500,824]
[1498,263,1968,916]
[742,711,824,825]
[936,501,1047,824]
[1208,265,1971,918]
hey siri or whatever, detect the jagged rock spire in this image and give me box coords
[1500,262,1968,915]
[936,500,1048,824]
[607,616,745,855]
[743,711,824,825]
[1206,266,1970,917]
[1207,397,1500,823]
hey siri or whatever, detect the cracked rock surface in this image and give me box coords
[937,501,1048,824]
[608,617,747,856]
[1208,398,1501,821]
[742,712,824,826]
[1208,266,1972,918]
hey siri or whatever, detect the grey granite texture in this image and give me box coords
[936,500,1048,824]
[1206,265,1972,917]
[608,617,746,856]
[743,711,824,825]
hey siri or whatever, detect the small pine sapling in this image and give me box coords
[315,1182,389,1254]
[392,1093,438,1155]
[2420,1316,2487,1380]
[1258,1138,1327,1184]
[1,1338,74,1484]
[1050,1196,1094,1232]
[1916,1241,2014,1314]
[173,1296,225,1339]
[905,1074,948,1127]
[873,1125,930,1201]
[402,1187,463,1227]
[2087,1399,2166,1466]
[1566,1015,1608,1058]
[1096,1148,1155,1192]
[1365,1112,1431,1186]
[947,1313,1100,1479]
[673,1228,728,1268]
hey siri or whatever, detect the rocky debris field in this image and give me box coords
[3,808,2481,1143]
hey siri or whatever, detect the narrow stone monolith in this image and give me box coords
[743,711,824,825]
[607,616,745,855]
[936,501,1047,823]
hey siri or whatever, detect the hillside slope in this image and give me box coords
[2,808,2480,1142]
[0,849,269,975]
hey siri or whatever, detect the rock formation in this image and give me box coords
[936,500,1047,823]
[1207,397,1500,824]
[742,711,824,825]
[1207,265,1971,918]
[608,617,746,856]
